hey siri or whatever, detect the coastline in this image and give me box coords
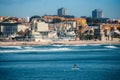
[53,40,120,45]
[0,40,120,46]
[0,41,52,46]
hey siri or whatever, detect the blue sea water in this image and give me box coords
[0,44,120,80]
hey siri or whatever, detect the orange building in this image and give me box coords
[43,15,87,27]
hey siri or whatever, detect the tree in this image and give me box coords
[53,18,62,23]
[30,15,41,22]
[17,30,25,36]
[0,32,4,39]
[24,29,31,41]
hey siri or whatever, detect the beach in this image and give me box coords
[54,40,120,45]
[0,41,52,46]
[0,40,120,46]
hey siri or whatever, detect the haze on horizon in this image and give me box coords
[0,0,120,19]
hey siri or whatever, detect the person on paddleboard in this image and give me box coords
[74,64,77,68]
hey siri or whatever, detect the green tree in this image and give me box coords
[53,18,62,23]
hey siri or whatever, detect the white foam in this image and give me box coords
[73,44,88,46]
[52,44,64,47]
[51,48,71,51]
[104,46,117,49]
[88,44,101,46]
[67,48,109,51]
[52,44,87,47]
[23,46,33,49]
[0,48,72,53]
[72,67,80,70]
[0,48,111,53]
[0,46,22,49]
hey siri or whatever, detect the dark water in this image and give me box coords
[0,44,120,80]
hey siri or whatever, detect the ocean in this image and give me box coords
[0,44,120,80]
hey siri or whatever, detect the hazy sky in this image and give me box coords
[0,0,120,19]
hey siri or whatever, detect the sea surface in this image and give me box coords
[0,44,120,80]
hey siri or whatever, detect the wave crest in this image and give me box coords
[0,46,22,49]
[104,46,117,49]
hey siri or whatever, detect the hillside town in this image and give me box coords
[0,8,120,43]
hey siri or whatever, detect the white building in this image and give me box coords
[48,31,58,39]
[65,21,76,28]
[31,21,50,42]
[0,23,29,37]
[36,21,49,32]
[18,24,29,32]
[24,17,30,22]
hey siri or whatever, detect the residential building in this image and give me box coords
[76,18,87,27]
[92,9,103,19]
[49,21,76,38]
[0,16,3,22]
[89,24,120,41]
[89,24,102,40]
[0,23,29,37]
[36,21,49,32]
[24,17,30,22]
[31,20,49,41]
[58,8,68,16]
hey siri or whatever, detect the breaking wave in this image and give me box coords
[88,44,101,46]
[0,48,72,53]
[104,45,117,49]
[0,48,111,53]
[52,44,88,47]
[0,46,22,49]
[0,44,118,53]
[23,46,33,49]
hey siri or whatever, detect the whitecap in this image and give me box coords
[50,48,71,51]
[73,44,88,46]
[0,48,111,53]
[0,46,22,49]
[77,49,110,52]
[88,44,101,46]
[52,44,87,47]
[23,46,33,49]
[52,44,64,47]
[104,46,117,49]
[0,48,72,53]
[72,67,80,71]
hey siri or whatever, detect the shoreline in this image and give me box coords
[0,41,52,46]
[53,40,120,45]
[0,40,120,46]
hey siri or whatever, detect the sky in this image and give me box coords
[0,0,120,19]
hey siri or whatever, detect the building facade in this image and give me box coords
[57,8,68,16]
[31,20,49,41]
[36,21,49,32]
[0,23,29,37]
[24,17,30,23]
[92,9,103,19]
